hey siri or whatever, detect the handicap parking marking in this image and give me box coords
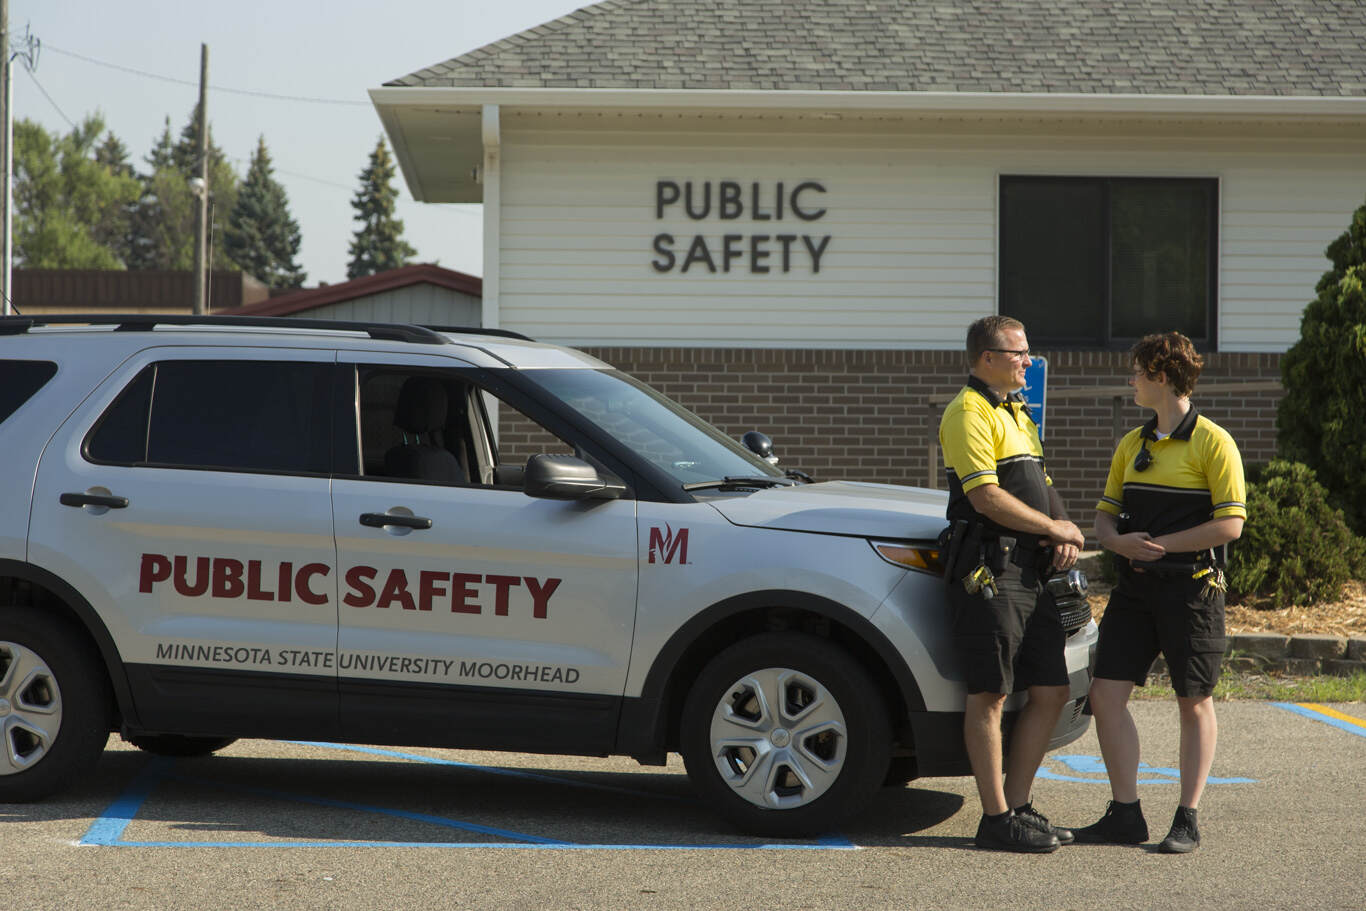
[1036,754,1256,784]
[1274,702,1366,740]
[79,744,855,851]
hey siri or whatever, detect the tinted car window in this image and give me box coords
[0,359,58,426]
[88,361,332,474]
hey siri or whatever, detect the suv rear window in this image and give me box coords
[87,361,332,474]
[0,359,58,426]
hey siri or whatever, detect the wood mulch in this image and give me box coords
[1085,579,1366,639]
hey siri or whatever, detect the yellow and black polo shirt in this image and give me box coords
[940,376,1053,545]
[1097,406,1247,561]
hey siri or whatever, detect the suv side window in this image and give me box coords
[353,367,573,488]
[86,361,332,474]
[0,359,58,426]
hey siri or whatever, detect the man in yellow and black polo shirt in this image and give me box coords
[939,315,1085,853]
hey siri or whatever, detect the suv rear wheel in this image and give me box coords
[680,632,891,837]
[0,608,111,801]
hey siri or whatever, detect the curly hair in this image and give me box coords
[1130,331,1203,397]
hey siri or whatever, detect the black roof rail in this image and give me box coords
[0,314,455,345]
[422,324,536,342]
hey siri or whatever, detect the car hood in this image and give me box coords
[707,480,950,540]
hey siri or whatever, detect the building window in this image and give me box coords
[999,176,1217,349]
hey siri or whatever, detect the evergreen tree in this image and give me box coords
[92,131,138,266]
[12,115,141,269]
[126,108,240,271]
[347,137,415,279]
[224,137,306,288]
[1276,194,1366,533]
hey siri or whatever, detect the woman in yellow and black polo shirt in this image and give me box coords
[1074,331,1246,855]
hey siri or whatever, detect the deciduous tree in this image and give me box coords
[12,116,141,269]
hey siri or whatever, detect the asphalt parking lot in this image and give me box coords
[3,701,1363,911]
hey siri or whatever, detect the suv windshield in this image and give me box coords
[525,369,786,488]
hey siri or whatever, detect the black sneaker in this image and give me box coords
[1014,802,1075,845]
[975,812,1060,853]
[1158,806,1200,854]
[1073,800,1149,845]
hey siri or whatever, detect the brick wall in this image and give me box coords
[554,347,1284,532]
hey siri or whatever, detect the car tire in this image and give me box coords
[680,632,891,837]
[126,735,237,757]
[0,608,111,802]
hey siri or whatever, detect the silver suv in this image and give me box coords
[0,315,1096,836]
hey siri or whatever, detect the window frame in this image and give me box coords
[998,175,1220,351]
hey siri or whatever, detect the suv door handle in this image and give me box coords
[60,492,130,509]
[359,512,432,530]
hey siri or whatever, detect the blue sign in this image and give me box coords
[1021,356,1047,439]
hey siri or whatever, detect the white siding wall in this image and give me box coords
[302,285,481,326]
[497,112,1365,351]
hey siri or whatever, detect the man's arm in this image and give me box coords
[1045,487,1081,571]
[965,483,1085,554]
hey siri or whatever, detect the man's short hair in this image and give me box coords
[1131,331,1203,397]
[966,315,1025,364]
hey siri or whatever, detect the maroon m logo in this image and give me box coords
[647,524,689,564]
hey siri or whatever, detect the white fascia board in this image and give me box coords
[369,86,1366,118]
[373,104,429,201]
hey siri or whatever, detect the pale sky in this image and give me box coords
[11,0,589,286]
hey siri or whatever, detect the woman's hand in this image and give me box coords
[1109,532,1166,562]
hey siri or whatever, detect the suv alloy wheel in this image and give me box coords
[680,632,891,837]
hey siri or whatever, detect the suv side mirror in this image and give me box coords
[742,430,779,464]
[522,453,627,500]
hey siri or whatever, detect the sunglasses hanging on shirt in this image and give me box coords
[1133,441,1154,472]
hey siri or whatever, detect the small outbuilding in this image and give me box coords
[219,264,482,326]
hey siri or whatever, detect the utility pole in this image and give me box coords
[1,0,11,315]
[191,43,208,314]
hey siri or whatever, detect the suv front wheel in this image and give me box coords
[680,632,891,837]
[0,608,111,802]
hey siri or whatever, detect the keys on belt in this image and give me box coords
[962,563,998,599]
[1193,565,1227,602]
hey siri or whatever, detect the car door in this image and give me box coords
[330,352,639,753]
[28,346,343,739]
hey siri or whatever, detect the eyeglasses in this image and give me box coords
[986,348,1031,361]
[1133,442,1154,472]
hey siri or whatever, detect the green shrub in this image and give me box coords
[1277,194,1366,534]
[1227,460,1366,607]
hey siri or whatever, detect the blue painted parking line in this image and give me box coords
[1274,702,1366,739]
[1036,754,1256,784]
[80,745,855,851]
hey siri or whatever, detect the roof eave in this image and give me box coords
[371,85,1366,117]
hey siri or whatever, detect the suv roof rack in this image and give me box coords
[423,324,535,342]
[0,314,533,345]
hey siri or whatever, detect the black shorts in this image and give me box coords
[949,565,1069,695]
[1093,569,1226,698]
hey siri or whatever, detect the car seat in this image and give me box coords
[382,376,467,484]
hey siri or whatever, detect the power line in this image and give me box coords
[20,67,73,129]
[44,43,372,107]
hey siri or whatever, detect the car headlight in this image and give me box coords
[870,540,943,575]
